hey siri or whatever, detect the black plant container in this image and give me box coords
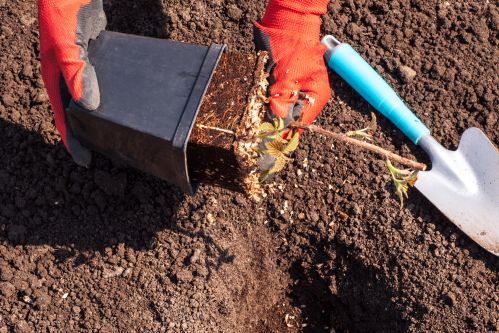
[66,31,225,194]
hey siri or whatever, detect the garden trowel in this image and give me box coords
[322,35,499,256]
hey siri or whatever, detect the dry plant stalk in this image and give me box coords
[289,121,427,171]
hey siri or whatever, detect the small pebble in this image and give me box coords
[206,213,215,224]
[122,268,132,277]
[227,5,243,20]
[397,65,417,83]
[103,266,124,279]
[189,249,201,265]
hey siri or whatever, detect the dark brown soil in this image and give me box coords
[188,52,257,191]
[1,1,498,333]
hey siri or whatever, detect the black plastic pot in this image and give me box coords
[66,31,225,194]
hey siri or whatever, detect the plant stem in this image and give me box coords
[290,122,427,171]
[196,124,236,135]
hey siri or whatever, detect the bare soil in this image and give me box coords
[0,1,498,333]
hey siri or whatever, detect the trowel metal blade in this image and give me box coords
[415,128,499,256]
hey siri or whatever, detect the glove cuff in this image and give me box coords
[259,0,329,35]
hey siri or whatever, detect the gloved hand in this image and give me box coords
[38,0,106,166]
[255,0,331,127]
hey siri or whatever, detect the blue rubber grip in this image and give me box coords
[326,43,430,144]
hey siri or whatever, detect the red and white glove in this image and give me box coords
[38,0,106,166]
[255,0,331,127]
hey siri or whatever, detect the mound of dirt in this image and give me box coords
[0,0,497,333]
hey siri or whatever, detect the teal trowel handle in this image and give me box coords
[322,36,430,144]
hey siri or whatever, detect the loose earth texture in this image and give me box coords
[188,51,268,195]
[188,52,259,190]
[0,1,498,333]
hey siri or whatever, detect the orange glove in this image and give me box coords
[38,0,106,166]
[255,0,331,126]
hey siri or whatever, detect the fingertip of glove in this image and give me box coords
[77,88,100,111]
[66,134,92,168]
[77,62,101,110]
